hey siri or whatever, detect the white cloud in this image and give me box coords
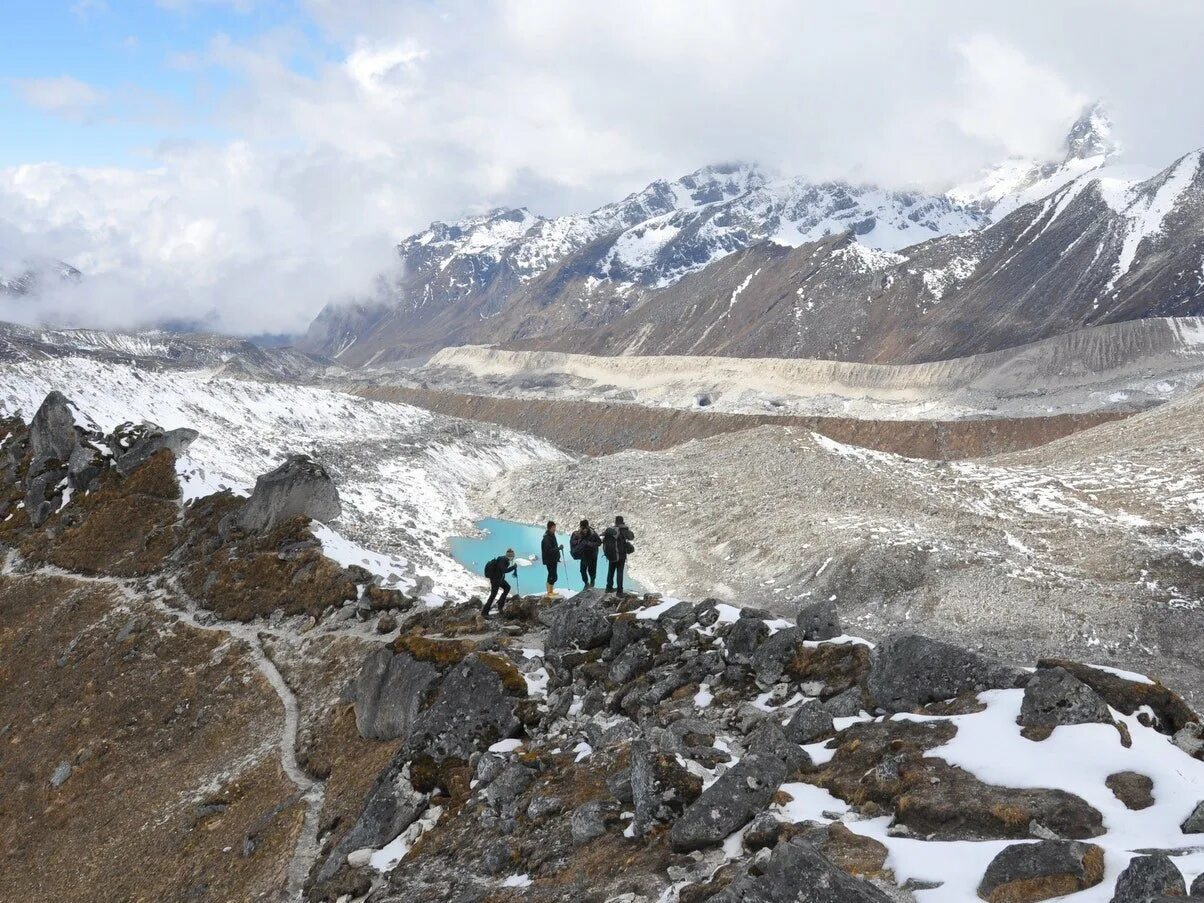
[3,0,1203,337]
[11,76,106,123]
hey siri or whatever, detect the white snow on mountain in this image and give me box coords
[0,357,567,597]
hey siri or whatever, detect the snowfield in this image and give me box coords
[0,357,569,598]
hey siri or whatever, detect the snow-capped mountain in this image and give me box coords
[0,258,82,298]
[522,143,1204,362]
[949,101,1119,221]
[301,163,983,365]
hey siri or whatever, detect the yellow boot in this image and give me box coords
[545,583,555,599]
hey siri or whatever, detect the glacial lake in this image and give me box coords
[450,517,644,594]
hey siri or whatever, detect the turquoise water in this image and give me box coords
[450,517,643,594]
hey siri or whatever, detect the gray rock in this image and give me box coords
[743,812,781,852]
[695,599,722,627]
[66,443,106,491]
[746,721,811,775]
[236,453,341,532]
[29,391,82,475]
[867,633,1025,713]
[525,795,563,820]
[1181,800,1204,834]
[751,626,804,686]
[977,841,1105,901]
[784,699,836,745]
[353,649,439,741]
[1019,667,1113,731]
[607,768,633,804]
[547,596,612,651]
[609,642,653,684]
[403,655,521,762]
[725,616,769,664]
[50,761,72,788]
[1173,722,1204,758]
[473,753,508,788]
[311,767,427,887]
[1110,853,1186,902]
[822,687,865,718]
[571,800,614,846]
[797,599,841,641]
[1193,872,1204,895]
[669,753,787,852]
[480,763,534,813]
[658,600,696,629]
[630,738,702,836]
[711,838,891,902]
[113,425,199,476]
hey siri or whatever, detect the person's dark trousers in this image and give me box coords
[483,577,510,615]
[580,552,597,587]
[546,563,558,587]
[605,559,626,594]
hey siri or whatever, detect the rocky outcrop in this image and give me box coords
[1110,853,1186,902]
[1018,666,1114,736]
[797,598,841,640]
[28,390,82,475]
[237,454,341,532]
[711,839,892,902]
[977,840,1105,902]
[867,633,1026,713]
[669,753,787,852]
[353,649,440,741]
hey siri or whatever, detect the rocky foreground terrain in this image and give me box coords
[4,388,1204,903]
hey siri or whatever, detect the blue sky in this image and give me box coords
[0,0,325,167]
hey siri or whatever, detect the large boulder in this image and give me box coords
[797,599,841,640]
[630,738,703,836]
[711,838,892,902]
[751,627,805,686]
[29,391,82,475]
[1018,667,1113,733]
[725,616,769,664]
[112,423,199,477]
[1181,799,1204,834]
[1110,853,1186,902]
[867,634,1025,713]
[402,654,521,762]
[977,841,1105,902]
[353,648,440,741]
[669,753,786,852]
[236,454,341,532]
[547,594,612,651]
[1036,659,1199,736]
[784,699,836,745]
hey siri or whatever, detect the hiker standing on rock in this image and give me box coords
[603,515,636,595]
[541,521,562,599]
[569,519,602,588]
[482,548,517,616]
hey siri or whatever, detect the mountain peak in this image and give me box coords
[1064,101,1118,162]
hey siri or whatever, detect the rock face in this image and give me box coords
[711,839,892,902]
[797,599,841,640]
[977,841,1105,903]
[547,590,613,651]
[237,454,341,532]
[669,753,787,852]
[111,423,199,477]
[353,649,439,741]
[867,633,1025,713]
[629,738,702,836]
[1110,853,1186,903]
[28,391,81,475]
[402,655,521,761]
[784,699,835,744]
[1018,667,1113,732]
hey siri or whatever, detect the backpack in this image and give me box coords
[569,531,583,560]
[484,556,504,580]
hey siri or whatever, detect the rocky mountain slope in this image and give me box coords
[299,105,1178,368]
[421,315,1204,419]
[0,256,81,297]
[6,387,1204,903]
[299,153,989,365]
[484,384,1204,706]
[516,143,1204,362]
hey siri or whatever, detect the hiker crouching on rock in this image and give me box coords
[570,519,602,588]
[482,548,517,616]
[603,516,636,595]
[541,521,563,599]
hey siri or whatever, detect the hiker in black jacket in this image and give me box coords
[482,548,517,616]
[602,515,635,595]
[541,521,562,599]
[570,519,602,588]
